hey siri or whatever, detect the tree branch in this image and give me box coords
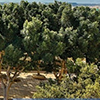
[7,65,10,83]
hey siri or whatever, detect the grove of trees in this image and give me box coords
[0,0,100,100]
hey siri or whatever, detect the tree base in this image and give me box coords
[33,74,47,80]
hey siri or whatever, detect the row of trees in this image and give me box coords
[0,0,100,100]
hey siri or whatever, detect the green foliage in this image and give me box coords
[2,44,23,67]
[72,6,100,62]
[0,0,100,81]
[1,1,100,66]
[67,58,86,75]
[33,60,100,98]
[59,27,81,60]
[21,16,65,71]
[21,17,42,53]
[41,28,65,62]
[1,1,100,99]
[61,4,72,28]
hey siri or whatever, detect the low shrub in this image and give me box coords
[33,59,100,98]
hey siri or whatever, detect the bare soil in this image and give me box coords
[0,71,55,99]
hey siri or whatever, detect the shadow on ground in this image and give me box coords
[0,75,47,99]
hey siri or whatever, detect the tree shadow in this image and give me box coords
[8,75,47,99]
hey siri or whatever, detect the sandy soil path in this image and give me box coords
[0,71,55,99]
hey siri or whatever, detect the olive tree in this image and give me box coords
[21,16,65,79]
[0,44,27,100]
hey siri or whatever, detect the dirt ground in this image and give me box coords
[0,72,55,99]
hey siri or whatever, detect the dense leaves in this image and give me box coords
[33,59,100,98]
[0,1,100,65]
[0,1,100,99]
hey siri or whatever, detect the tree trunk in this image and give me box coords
[53,59,67,83]
[58,59,67,80]
[37,60,41,75]
[3,84,10,100]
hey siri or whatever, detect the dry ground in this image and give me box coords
[0,71,55,99]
